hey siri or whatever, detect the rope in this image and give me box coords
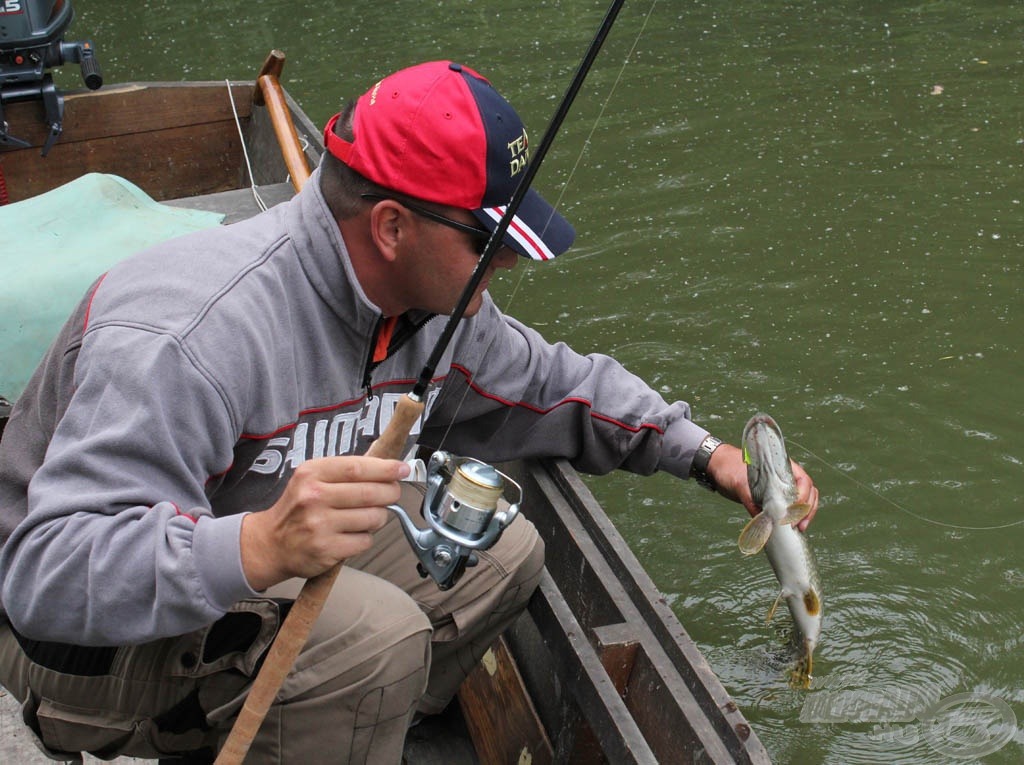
[225,79,268,213]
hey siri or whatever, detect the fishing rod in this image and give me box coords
[371,0,628,458]
[216,4,628,761]
[415,2,626,396]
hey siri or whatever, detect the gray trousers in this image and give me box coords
[0,485,545,763]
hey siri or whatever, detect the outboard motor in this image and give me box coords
[0,0,102,155]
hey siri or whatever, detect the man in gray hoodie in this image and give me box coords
[0,61,818,762]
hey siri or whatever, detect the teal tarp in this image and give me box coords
[0,173,224,401]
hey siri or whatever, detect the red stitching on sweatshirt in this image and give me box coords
[82,273,108,333]
[171,504,199,524]
[448,363,664,435]
[237,375,434,440]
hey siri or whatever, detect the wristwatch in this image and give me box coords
[690,435,723,492]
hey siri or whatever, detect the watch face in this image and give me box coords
[699,436,721,458]
[692,436,719,476]
[691,436,722,489]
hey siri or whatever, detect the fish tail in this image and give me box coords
[789,640,814,689]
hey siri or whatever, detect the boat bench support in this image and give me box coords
[458,635,554,764]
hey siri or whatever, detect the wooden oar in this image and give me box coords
[252,50,310,193]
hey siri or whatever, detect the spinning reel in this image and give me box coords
[390,451,521,590]
[1,0,102,155]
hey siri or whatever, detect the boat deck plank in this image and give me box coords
[164,182,295,224]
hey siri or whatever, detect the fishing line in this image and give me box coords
[787,437,1024,531]
[549,0,660,219]
[497,0,660,307]
[433,0,660,451]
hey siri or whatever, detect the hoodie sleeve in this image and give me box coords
[0,321,259,645]
[421,297,710,478]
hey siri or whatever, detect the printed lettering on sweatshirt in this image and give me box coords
[248,389,441,475]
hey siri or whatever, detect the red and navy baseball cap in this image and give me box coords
[323,61,574,261]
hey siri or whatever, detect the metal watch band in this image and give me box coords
[690,435,723,492]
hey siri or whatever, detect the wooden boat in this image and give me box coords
[0,53,771,764]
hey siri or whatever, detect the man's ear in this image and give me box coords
[368,199,405,262]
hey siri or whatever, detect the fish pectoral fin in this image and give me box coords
[766,590,785,624]
[738,512,773,555]
[781,501,811,526]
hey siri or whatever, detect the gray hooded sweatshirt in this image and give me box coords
[0,169,708,646]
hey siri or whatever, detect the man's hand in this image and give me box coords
[240,456,411,591]
[706,443,819,532]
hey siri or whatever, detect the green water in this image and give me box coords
[53,1,1024,762]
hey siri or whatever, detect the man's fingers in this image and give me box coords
[290,456,408,510]
[329,506,391,534]
[796,485,819,532]
[791,461,819,531]
[309,478,402,510]
[303,455,411,484]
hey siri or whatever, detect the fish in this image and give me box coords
[739,412,822,688]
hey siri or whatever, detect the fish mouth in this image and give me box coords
[741,413,791,494]
[741,412,782,452]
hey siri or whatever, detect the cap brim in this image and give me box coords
[472,188,575,261]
